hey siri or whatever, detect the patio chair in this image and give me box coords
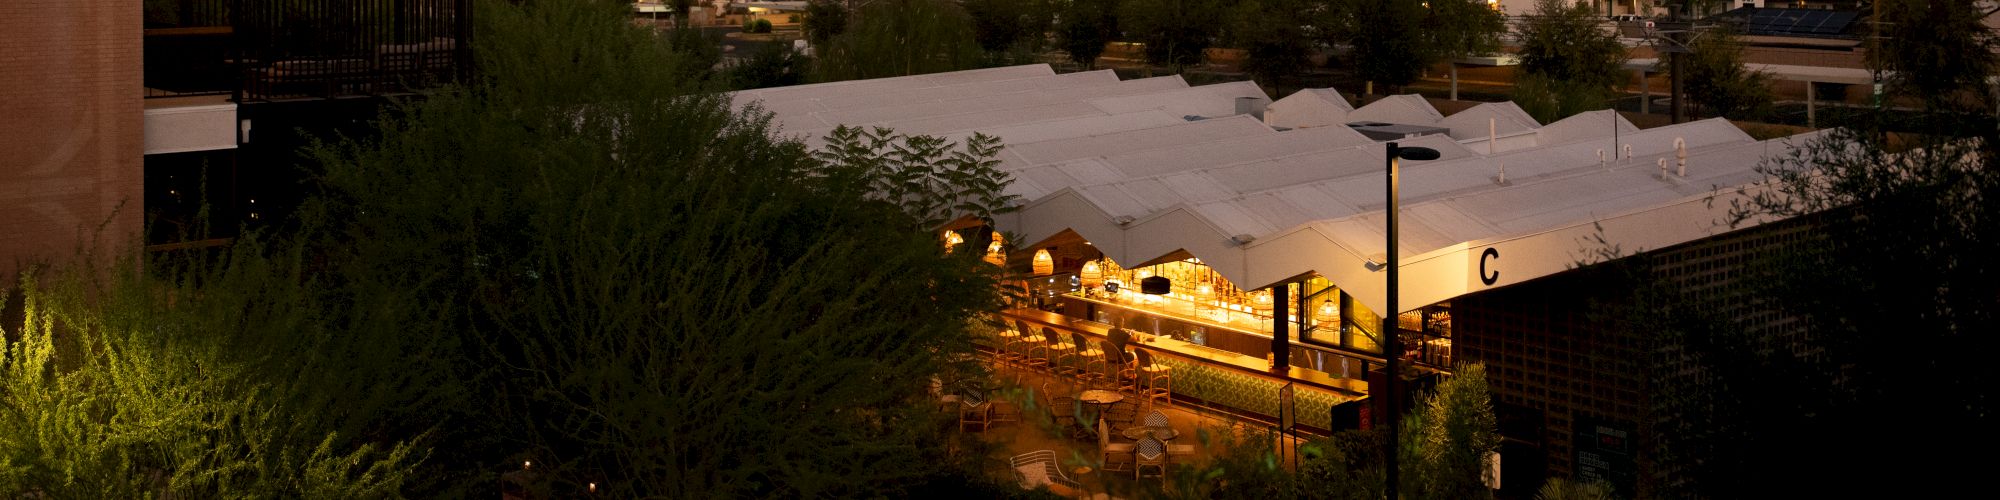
[959,387,993,432]
[1134,349,1174,407]
[1134,436,1167,482]
[989,398,1021,426]
[1010,450,1082,494]
[1101,400,1138,428]
[1098,419,1136,472]
[931,377,960,413]
[1144,409,1171,428]
[1047,395,1078,429]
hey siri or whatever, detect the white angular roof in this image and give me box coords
[740,65,1818,313]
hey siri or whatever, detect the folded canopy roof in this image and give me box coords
[733,65,1819,314]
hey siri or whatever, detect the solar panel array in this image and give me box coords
[1742,8,1858,37]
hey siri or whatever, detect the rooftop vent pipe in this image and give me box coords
[1674,137,1687,177]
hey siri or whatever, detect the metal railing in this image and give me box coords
[143,0,471,101]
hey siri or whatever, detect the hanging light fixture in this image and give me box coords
[984,240,1005,266]
[1080,260,1103,288]
[1032,249,1054,276]
[1316,299,1339,323]
[1252,289,1274,314]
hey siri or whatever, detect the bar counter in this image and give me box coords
[1058,294,1389,377]
[1005,308,1367,397]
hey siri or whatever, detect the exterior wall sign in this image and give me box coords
[1479,248,1500,286]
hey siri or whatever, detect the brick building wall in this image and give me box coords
[1454,217,1815,497]
[0,0,143,271]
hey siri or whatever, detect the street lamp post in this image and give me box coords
[1383,141,1439,500]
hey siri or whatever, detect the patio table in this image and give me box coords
[1122,425,1179,441]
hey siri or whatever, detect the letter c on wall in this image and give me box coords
[1479,248,1500,286]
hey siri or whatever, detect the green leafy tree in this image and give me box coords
[1055,0,1120,69]
[1231,0,1314,95]
[1512,0,1625,119]
[1872,0,2000,108]
[1580,85,2000,495]
[1516,0,1626,92]
[1667,26,1772,120]
[305,0,1017,495]
[803,0,851,47]
[1408,363,1500,499]
[1534,478,1618,500]
[0,245,438,497]
[964,0,1032,53]
[1684,109,1998,497]
[1420,0,1507,99]
[814,0,983,81]
[1343,0,1427,95]
[1512,73,1611,123]
[728,43,812,90]
[812,126,1020,229]
[965,0,1058,66]
[665,24,724,85]
[1119,0,1229,74]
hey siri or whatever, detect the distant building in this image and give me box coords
[1,0,472,267]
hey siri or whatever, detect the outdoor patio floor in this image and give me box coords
[954,358,1308,499]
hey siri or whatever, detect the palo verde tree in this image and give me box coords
[303,0,1020,496]
[1055,0,1120,69]
[1119,0,1229,74]
[1513,0,1627,120]
[814,0,983,81]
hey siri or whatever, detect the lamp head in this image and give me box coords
[1393,146,1441,161]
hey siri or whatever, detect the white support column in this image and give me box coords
[1639,69,1650,114]
[1806,80,1816,129]
[1450,63,1460,101]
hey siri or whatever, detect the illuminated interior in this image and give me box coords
[1011,230,1454,376]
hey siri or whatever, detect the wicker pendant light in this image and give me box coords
[1032,249,1054,276]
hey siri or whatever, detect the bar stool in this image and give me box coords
[1041,327,1078,377]
[1114,346,1142,396]
[1134,349,1173,408]
[1017,321,1050,372]
[1071,332,1107,386]
[994,319,1025,365]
